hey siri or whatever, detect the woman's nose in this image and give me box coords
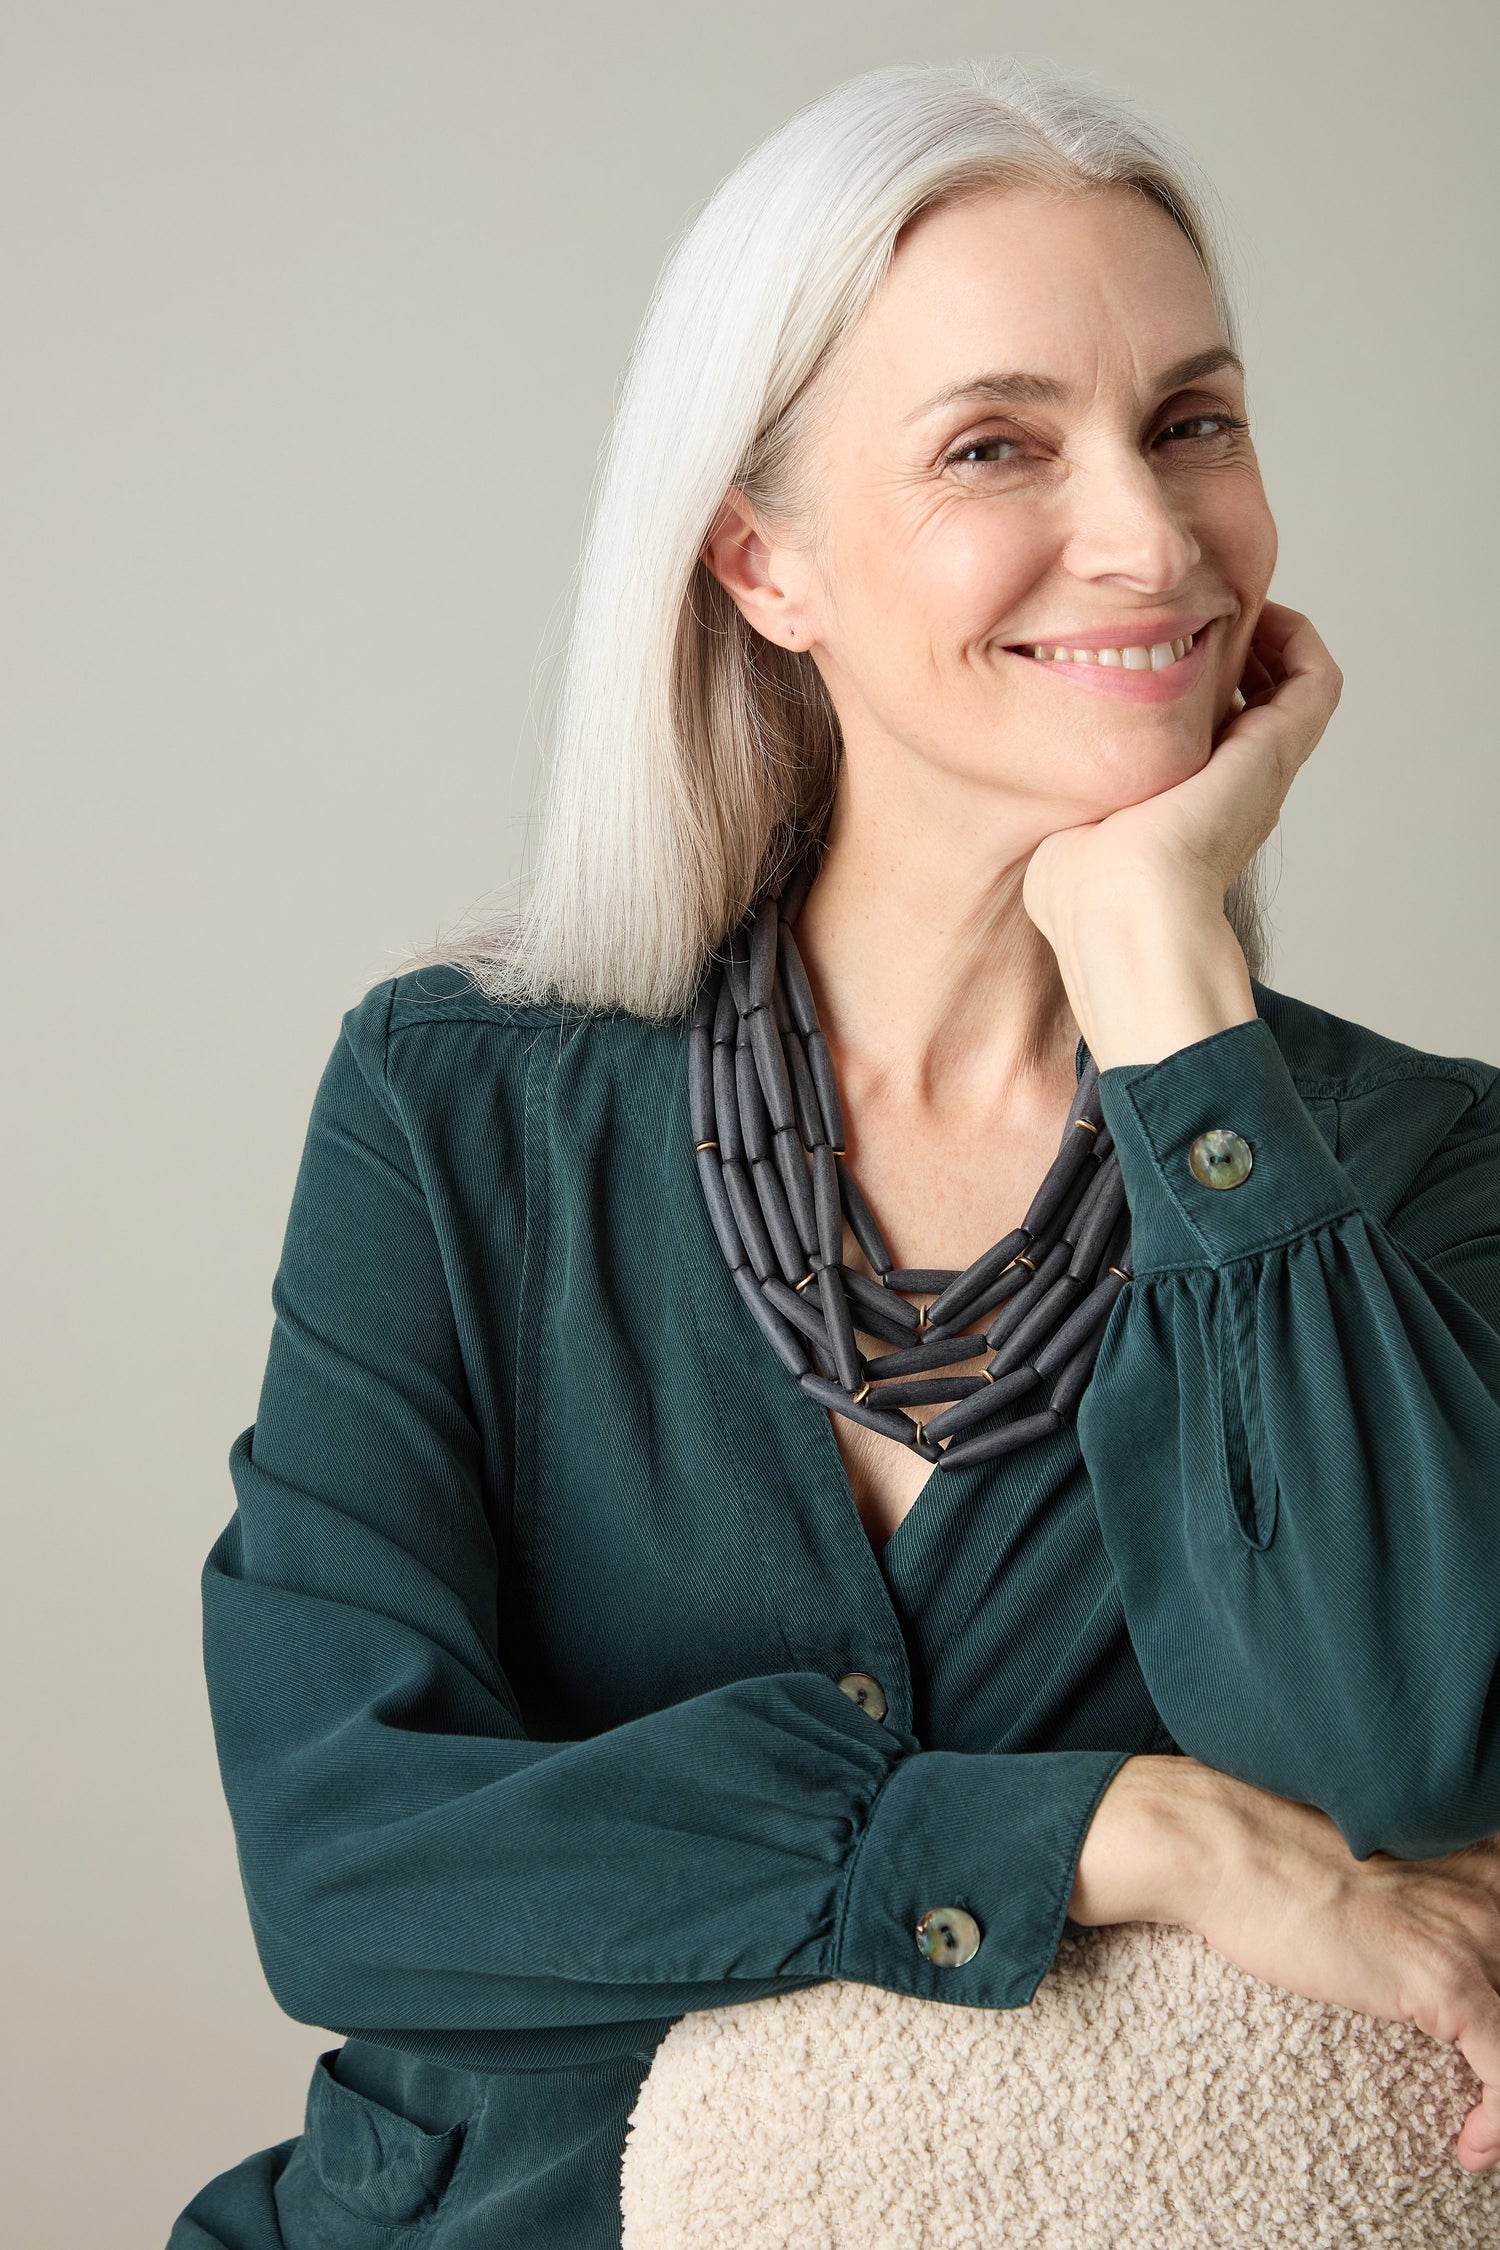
[1059,445,1201,592]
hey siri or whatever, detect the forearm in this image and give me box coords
[1066,1752,1245,1930]
[1050,871,1256,1072]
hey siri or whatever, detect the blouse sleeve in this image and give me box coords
[1081,1012,1500,1861]
[200,996,1131,2050]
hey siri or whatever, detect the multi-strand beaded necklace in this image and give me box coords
[688,844,1134,1472]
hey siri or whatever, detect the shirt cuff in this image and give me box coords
[1097,1014,1359,1275]
[832,1745,1134,2009]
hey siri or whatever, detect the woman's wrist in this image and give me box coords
[1067,1753,1240,1930]
[1050,872,1257,1074]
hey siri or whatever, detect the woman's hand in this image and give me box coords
[1176,1762,1500,2173]
[1022,602,1344,1070]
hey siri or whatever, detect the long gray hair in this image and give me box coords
[392,58,1273,1018]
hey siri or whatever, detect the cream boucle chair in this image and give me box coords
[619,1919,1500,2248]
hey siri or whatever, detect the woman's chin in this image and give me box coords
[1069,721,1214,802]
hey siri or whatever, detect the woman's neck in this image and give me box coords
[789,791,1083,1130]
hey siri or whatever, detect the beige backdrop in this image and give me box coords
[4,3,1495,2243]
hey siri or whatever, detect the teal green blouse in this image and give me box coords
[169,966,1500,2249]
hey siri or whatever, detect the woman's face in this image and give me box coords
[765,182,1278,823]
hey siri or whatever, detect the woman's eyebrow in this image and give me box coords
[902,346,1245,422]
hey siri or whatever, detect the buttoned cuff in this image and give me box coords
[833,1745,1134,2009]
[1097,1015,1359,1275]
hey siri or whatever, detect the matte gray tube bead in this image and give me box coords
[784,1031,824,1150]
[763,1274,832,1353]
[885,1268,960,1293]
[1019,1122,1097,1240]
[1066,1165,1128,1281]
[813,1143,843,1268]
[721,1159,777,1284]
[691,977,717,1032]
[712,969,739,1048]
[921,1363,1042,1443]
[734,1026,771,1164]
[748,895,780,1011]
[1061,1152,1116,1243]
[866,1375,990,1408]
[724,929,750,1016]
[731,1264,810,1378]
[712,1040,743,1165]
[695,1148,748,1271]
[799,1370,925,1447]
[861,1330,991,1379]
[934,1408,1063,1472]
[1030,1269,1126,1383]
[817,1264,864,1392]
[777,857,814,930]
[688,1024,715,1147]
[987,1271,1084,1379]
[750,1153,807,1285]
[836,1157,893,1277]
[750,1004,796,1134]
[1048,1329,1108,1418]
[1065,1054,1101,1130]
[924,1227,1031,1328]
[985,1237,1072,1349]
[804,1029,846,1150]
[838,1265,920,1341]
[776,923,820,1039]
[773,1124,819,1257]
[926,1257,1031,1338]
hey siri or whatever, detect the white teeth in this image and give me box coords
[1026,627,1199,668]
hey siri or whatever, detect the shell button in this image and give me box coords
[1188,1128,1254,1190]
[914,1906,982,1967]
[836,1671,888,1723]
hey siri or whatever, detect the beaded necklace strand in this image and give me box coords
[688,842,1134,1471]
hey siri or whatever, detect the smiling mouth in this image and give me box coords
[1008,628,1201,672]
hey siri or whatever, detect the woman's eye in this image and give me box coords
[943,434,1028,468]
[1158,413,1249,445]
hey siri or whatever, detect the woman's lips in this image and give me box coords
[1006,619,1214,703]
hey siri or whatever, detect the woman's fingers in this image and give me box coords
[1418,1836,1500,2165]
[1435,1973,1500,2168]
[1189,1786,1500,2170]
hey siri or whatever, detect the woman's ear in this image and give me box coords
[701,486,805,649]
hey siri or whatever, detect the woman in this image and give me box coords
[167,58,1500,2250]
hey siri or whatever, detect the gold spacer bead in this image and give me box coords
[852,1381,871,1404]
[694,1139,719,1152]
[912,1420,926,1445]
[1108,1266,1131,1281]
[794,1270,817,1291]
[980,1368,995,1384]
[829,1146,846,1157]
[1073,1116,1099,1134]
[1015,1253,1037,1272]
[916,1303,929,1331]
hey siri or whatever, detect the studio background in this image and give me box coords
[3,4,1494,2243]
